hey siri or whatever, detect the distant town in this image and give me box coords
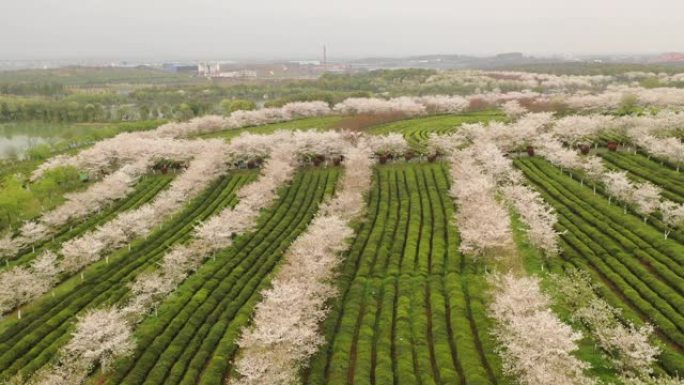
[2,51,684,76]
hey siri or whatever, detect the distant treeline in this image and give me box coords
[0,81,65,96]
[0,68,440,123]
[499,61,684,76]
[3,64,683,124]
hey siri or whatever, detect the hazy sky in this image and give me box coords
[2,0,683,60]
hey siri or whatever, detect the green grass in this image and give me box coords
[0,166,89,232]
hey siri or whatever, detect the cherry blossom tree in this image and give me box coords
[0,250,62,316]
[552,115,613,147]
[449,149,513,257]
[37,157,151,234]
[367,133,409,158]
[60,236,105,273]
[534,135,583,171]
[501,185,560,257]
[602,171,634,206]
[281,101,331,118]
[234,215,353,385]
[660,201,684,239]
[630,135,684,171]
[30,250,61,284]
[502,100,528,119]
[470,140,521,185]
[319,143,374,220]
[425,133,465,157]
[417,95,469,113]
[333,97,426,116]
[59,142,230,274]
[632,183,661,222]
[126,271,177,317]
[0,235,19,260]
[489,273,597,385]
[63,308,134,373]
[551,270,660,377]
[22,307,133,384]
[233,142,373,385]
[0,267,36,314]
[576,299,658,376]
[19,221,48,253]
[197,144,297,248]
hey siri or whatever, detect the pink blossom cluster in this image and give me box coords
[233,143,373,385]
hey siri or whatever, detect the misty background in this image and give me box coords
[2,0,683,60]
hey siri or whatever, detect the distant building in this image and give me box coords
[197,62,221,77]
[216,70,258,79]
[195,60,354,79]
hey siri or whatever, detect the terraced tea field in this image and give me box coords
[1,106,682,385]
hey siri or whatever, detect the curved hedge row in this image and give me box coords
[515,157,684,375]
[304,163,508,385]
[522,159,684,291]
[3,174,174,270]
[518,160,684,328]
[0,172,255,381]
[106,167,339,385]
[560,164,684,246]
[367,112,504,151]
[600,151,684,204]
